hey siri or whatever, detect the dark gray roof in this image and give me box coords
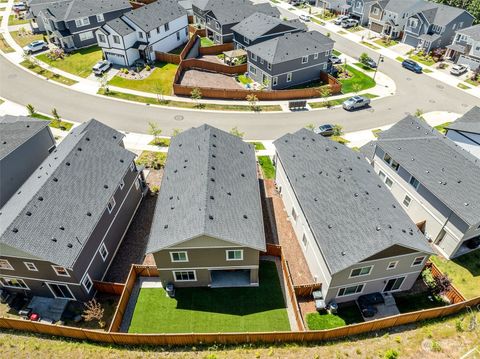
[147,124,265,253]
[248,31,334,64]
[446,106,480,135]
[0,115,51,161]
[124,0,187,33]
[0,119,136,268]
[38,0,131,21]
[232,12,306,41]
[384,0,421,14]
[365,115,480,226]
[414,1,469,26]
[274,129,431,275]
[104,17,135,36]
[208,2,279,26]
[457,24,480,42]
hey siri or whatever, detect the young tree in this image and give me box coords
[333,124,343,137]
[318,86,332,107]
[51,108,62,128]
[26,104,36,116]
[414,108,424,118]
[351,83,362,94]
[99,72,109,94]
[359,52,370,65]
[148,121,162,144]
[246,94,259,112]
[171,128,182,137]
[82,299,105,328]
[190,87,203,108]
[229,126,245,139]
[305,123,316,131]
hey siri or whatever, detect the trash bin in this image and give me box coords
[166,283,175,298]
[328,301,338,314]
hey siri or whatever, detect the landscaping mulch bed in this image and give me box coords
[117,67,154,80]
[180,69,243,90]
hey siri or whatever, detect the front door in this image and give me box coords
[383,277,405,292]
[47,283,75,299]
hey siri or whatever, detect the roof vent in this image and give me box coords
[354,193,358,197]
[179,143,182,147]
[59,226,65,231]
[113,135,117,139]
[241,173,245,177]
[365,191,369,195]
[53,177,58,182]
[464,203,469,206]
[319,171,323,175]
[212,144,216,148]
[341,251,346,256]
[240,150,244,154]
[367,169,371,173]
[211,166,215,170]
[26,211,32,216]
[314,197,318,202]
[210,178,215,182]
[170,206,174,210]
[104,185,109,189]
[292,154,296,158]
[12,228,18,233]
[212,154,216,158]
[402,229,406,233]
[86,212,92,216]
[67,243,73,248]
[392,204,396,208]
[86,137,90,141]
[174,169,178,173]
[184,159,188,163]
[164,224,168,229]
[51,237,57,242]
[243,215,248,219]
[213,134,217,138]
[77,147,82,151]
[38,196,43,201]
[66,162,70,166]
[328,224,333,229]
[227,192,232,196]
[184,166,187,169]
[302,174,306,178]
[120,159,124,163]
[325,148,330,152]
[387,225,392,229]
[210,196,214,200]
[376,226,381,231]
[209,215,214,220]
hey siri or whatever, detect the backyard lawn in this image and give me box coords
[108,62,178,95]
[430,251,480,299]
[338,65,376,94]
[10,30,44,47]
[306,303,363,330]
[249,141,265,150]
[128,261,290,333]
[8,14,29,26]
[200,37,215,47]
[36,46,102,78]
[258,156,275,179]
[393,291,447,313]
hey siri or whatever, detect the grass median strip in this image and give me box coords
[20,60,77,86]
[309,93,378,109]
[99,89,282,112]
[0,34,15,53]
[249,141,266,150]
[359,41,381,50]
[8,14,29,26]
[31,113,74,131]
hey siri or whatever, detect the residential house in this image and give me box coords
[204,1,280,44]
[96,0,188,66]
[360,115,480,259]
[147,124,265,288]
[445,106,480,158]
[315,0,352,15]
[446,24,480,71]
[191,0,244,27]
[0,115,55,208]
[273,129,433,303]
[246,31,334,90]
[30,0,131,50]
[402,1,474,52]
[232,12,306,50]
[368,0,422,39]
[0,119,146,301]
[350,0,378,26]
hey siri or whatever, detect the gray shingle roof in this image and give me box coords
[384,0,421,14]
[247,31,334,64]
[104,17,135,36]
[446,106,480,134]
[0,115,51,161]
[147,124,265,253]
[208,2,280,26]
[274,129,431,275]
[414,1,469,26]
[0,119,136,268]
[38,0,131,21]
[124,0,187,33]
[365,115,480,226]
[457,24,480,42]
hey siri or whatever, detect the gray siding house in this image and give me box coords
[402,2,474,52]
[316,0,351,15]
[351,0,378,26]
[31,0,131,50]
[368,0,422,39]
[147,124,265,288]
[360,115,480,259]
[246,31,334,90]
[446,24,480,71]
[273,129,433,304]
[0,119,146,301]
[445,106,480,158]
[0,115,55,208]
[232,12,306,50]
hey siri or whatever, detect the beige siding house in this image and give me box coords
[361,114,480,259]
[274,129,433,304]
[147,125,265,288]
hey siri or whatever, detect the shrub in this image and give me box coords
[384,349,399,359]
[82,299,105,328]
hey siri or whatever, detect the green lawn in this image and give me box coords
[430,251,480,299]
[8,14,29,26]
[353,62,375,71]
[312,18,325,26]
[338,65,376,94]
[0,33,15,53]
[108,62,177,95]
[409,54,435,66]
[258,156,275,179]
[36,46,102,78]
[372,128,382,138]
[359,41,381,50]
[457,83,470,90]
[306,303,363,330]
[249,141,265,150]
[20,60,77,86]
[433,122,451,134]
[423,68,433,73]
[149,138,171,147]
[30,113,74,131]
[200,37,215,47]
[237,74,252,85]
[396,56,405,62]
[10,30,44,47]
[465,78,479,87]
[135,151,168,169]
[393,292,447,314]
[128,261,290,333]
[333,49,341,56]
[373,38,398,48]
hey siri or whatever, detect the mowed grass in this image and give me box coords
[306,303,363,330]
[8,14,29,26]
[258,156,275,179]
[10,30,44,47]
[0,33,15,53]
[109,62,178,95]
[37,46,102,78]
[393,292,447,314]
[20,60,77,86]
[128,261,290,333]
[430,251,480,299]
[339,65,376,94]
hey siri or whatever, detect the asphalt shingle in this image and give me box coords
[446,106,480,135]
[123,0,187,33]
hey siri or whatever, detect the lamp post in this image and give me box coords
[373,54,385,81]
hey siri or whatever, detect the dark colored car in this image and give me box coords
[363,57,377,68]
[402,59,422,73]
[314,124,335,136]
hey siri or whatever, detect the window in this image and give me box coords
[96,14,104,22]
[99,243,108,261]
[314,53,318,60]
[226,249,243,261]
[272,76,278,86]
[24,262,38,271]
[107,196,116,214]
[403,195,411,208]
[170,251,188,262]
[119,179,125,190]
[47,283,74,299]
[383,153,399,171]
[355,1,361,9]
[165,22,170,31]
[251,53,257,61]
[338,284,364,297]
[260,57,264,64]
[113,35,120,44]
[75,17,90,27]
[286,72,292,82]
[408,18,418,28]
[409,176,420,189]
[302,234,308,247]
[130,162,135,171]
[52,266,70,277]
[412,256,426,266]
[176,31,180,41]
[79,31,94,41]
[215,22,220,30]
[267,62,272,70]
[302,55,308,64]
[387,261,398,270]
[379,170,386,180]
[350,266,372,278]
[0,259,13,270]
[385,177,393,188]
[135,178,140,190]
[372,7,380,15]
[383,153,392,164]
[291,207,298,221]
[157,27,161,34]
[249,65,256,75]
[244,36,249,44]
[0,277,29,289]
[173,270,196,281]
[98,33,106,43]
[82,274,93,292]
[138,32,144,39]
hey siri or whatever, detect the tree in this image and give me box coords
[82,299,105,328]
[51,108,62,128]
[318,86,332,107]
[246,94,259,112]
[26,104,36,116]
[414,108,424,118]
[333,124,343,137]
[305,123,316,131]
[229,126,245,139]
[148,121,162,144]
[98,72,109,94]
[190,87,203,108]
[359,52,370,65]
[171,128,182,137]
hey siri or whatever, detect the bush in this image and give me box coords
[384,349,399,359]
[145,65,151,71]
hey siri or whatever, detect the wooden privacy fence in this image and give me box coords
[427,261,466,304]
[189,25,206,37]
[294,283,322,297]
[199,42,234,55]
[281,257,306,331]
[182,58,247,75]
[93,281,125,296]
[263,243,283,257]
[155,52,181,64]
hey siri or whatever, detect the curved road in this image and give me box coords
[0,27,477,139]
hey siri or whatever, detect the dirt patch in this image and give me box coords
[180,69,243,90]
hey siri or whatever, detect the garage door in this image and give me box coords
[105,52,126,66]
[403,34,420,48]
[369,22,383,34]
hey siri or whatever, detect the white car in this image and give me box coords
[12,2,27,11]
[23,40,48,54]
[342,96,371,111]
[341,19,359,28]
[450,64,468,76]
[299,14,311,22]
[334,15,350,25]
[92,60,112,75]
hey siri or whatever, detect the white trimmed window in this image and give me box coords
[215,22,220,30]
[75,17,90,27]
[24,262,38,271]
[0,277,29,289]
[409,176,420,190]
[52,266,70,277]
[302,234,308,248]
[267,62,272,70]
[350,266,372,278]
[291,207,298,221]
[107,196,116,214]
[170,251,188,262]
[244,36,250,44]
[302,56,308,64]
[387,261,398,270]
[251,53,257,61]
[130,162,135,171]
[99,243,108,261]
[0,259,13,270]
[226,249,243,261]
[82,274,93,292]
[79,31,94,41]
[96,14,104,22]
[272,76,278,86]
[412,256,426,266]
[119,179,125,190]
[403,195,411,208]
[176,31,180,41]
[314,53,319,60]
[286,72,292,82]
[173,270,196,282]
[113,35,120,44]
[385,177,393,188]
[378,170,386,180]
[383,153,399,171]
[260,57,264,64]
[98,33,106,43]
[408,18,418,28]
[249,65,256,75]
[135,178,140,190]
[138,32,144,39]
[337,284,364,297]
[165,22,170,31]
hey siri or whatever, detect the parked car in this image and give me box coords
[92,60,112,75]
[342,95,371,110]
[23,40,48,54]
[402,59,422,73]
[330,55,342,64]
[12,2,27,11]
[450,64,468,76]
[362,57,377,68]
[299,14,311,22]
[341,19,358,28]
[334,15,350,25]
[314,124,335,137]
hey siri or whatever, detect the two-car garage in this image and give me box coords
[104,52,127,66]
